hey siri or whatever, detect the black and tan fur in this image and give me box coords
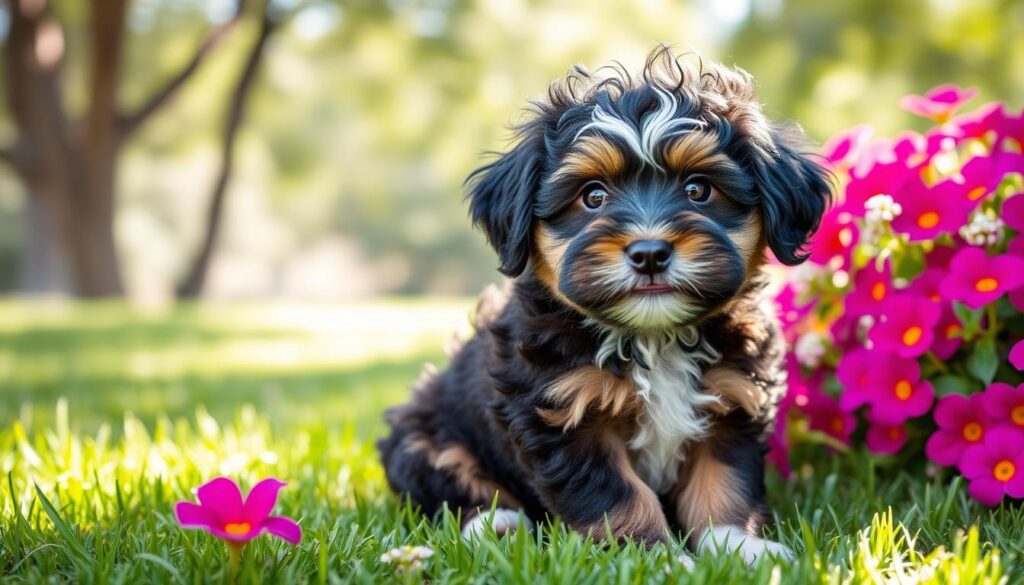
[378,48,830,558]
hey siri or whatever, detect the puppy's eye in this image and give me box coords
[683,177,712,203]
[580,182,609,210]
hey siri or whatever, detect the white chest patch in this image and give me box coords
[599,330,720,494]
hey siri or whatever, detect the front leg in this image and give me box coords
[504,374,669,545]
[674,411,792,564]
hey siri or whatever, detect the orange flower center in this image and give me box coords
[917,211,940,229]
[888,427,903,441]
[962,422,984,442]
[1012,405,1024,426]
[975,277,999,292]
[871,282,887,302]
[945,324,961,340]
[224,522,251,535]
[831,417,845,433]
[994,460,1016,482]
[968,186,987,201]
[894,380,913,400]
[902,326,923,346]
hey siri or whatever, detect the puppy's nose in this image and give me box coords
[625,240,673,275]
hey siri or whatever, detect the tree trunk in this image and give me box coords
[17,188,72,294]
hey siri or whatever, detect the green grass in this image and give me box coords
[0,300,1020,583]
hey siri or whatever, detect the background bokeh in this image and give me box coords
[2,0,1022,301]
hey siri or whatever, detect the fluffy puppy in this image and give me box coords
[378,47,830,563]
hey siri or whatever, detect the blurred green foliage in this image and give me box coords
[0,0,1021,297]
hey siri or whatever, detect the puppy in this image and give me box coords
[378,47,830,563]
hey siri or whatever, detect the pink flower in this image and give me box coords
[175,477,302,545]
[1012,339,1024,371]
[925,394,998,467]
[775,284,813,343]
[837,348,874,412]
[900,84,978,123]
[949,102,1007,142]
[866,419,908,455]
[844,263,892,318]
[982,383,1024,430]
[869,294,940,358]
[810,208,858,268]
[1004,195,1024,233]
[864,354,934,425]
[930,305,963,360]
[1007,238,1024,312]
[907,268,946,304]
[822,124,873,172]
[890,178,973,241]
[954,154,1021,206]
[939,248,1024,309]
[803,390,858,444]
[959,427,1024,507]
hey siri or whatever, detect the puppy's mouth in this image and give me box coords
[632,283,674,295]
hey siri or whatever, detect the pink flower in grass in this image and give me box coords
[900,84,978,123]
[175,477,302,545]
[890,178,973,241]
[1012,340,1024,371]
[960,428,1024,507]
[983,383,1024,430]
[864,354,934,425]
[926,394,998,467]
[869,295,940,358]
[865,418,908,455]
[940,248,1024,309]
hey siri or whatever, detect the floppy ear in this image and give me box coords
[466,125,545,277]
[754,124,833,265]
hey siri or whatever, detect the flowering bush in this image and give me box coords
[773,84,1024,506]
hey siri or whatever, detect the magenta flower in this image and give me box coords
[837,348,874,412]
[844,263,892,318]
[775,284,814,343]
[865,419,908,455]
[803,390,857,445]
[891,178,973,241]
[1012,339,1024,371]
[940,248,1024,309]
[950,102,1007,142]
[982,383,1024,430]
[869,294,940,358]
[959,427,1024,507]
[930,305,963,360]
[1007,238,1024,312]
[175,477,302,545]
[1005,195,1024,233]
[925,394,998,467]
[809,208,858,268]
[864,354,934,425]
[900,84,978,123]
[822,124,873,172]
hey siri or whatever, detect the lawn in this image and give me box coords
[0,300,1020,584]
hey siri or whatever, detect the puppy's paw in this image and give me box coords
[461,508,533,539]
[698,526,794,565]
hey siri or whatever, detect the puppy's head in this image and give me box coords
[468,48,831,332]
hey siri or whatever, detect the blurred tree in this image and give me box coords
[0,0,276,297]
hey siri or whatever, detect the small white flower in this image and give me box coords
[960,213,1004,246]
[794,332,828,369]
[380,545,434,573]
[864,194,903,225]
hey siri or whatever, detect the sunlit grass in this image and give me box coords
[0,300,1021,583]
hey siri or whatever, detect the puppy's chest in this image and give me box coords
[625,341,720,494]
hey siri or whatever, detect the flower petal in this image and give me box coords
[958,445,994,479]
[244,478,286,524]
[261,516,303,545]
[197,477,245,523]
[968,477,1005,507]
[1011,339,1024,372]
[174,502,217,530]
[925,430,966,467]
